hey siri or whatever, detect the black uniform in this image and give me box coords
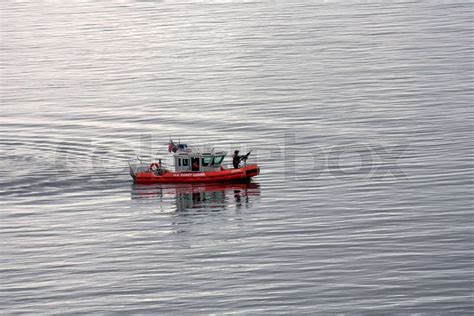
[232,152,241,169]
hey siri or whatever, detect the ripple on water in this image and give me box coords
[1,1,473,314]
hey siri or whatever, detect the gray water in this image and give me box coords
[1,1,473,314]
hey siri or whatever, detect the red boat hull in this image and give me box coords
[133,164,260,184]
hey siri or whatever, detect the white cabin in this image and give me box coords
[173,146,227,172]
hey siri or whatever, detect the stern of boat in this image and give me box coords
[128,158,151,181]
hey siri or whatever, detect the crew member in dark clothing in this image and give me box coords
[232,150,242,169]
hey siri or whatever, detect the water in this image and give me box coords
[1,1,473,314]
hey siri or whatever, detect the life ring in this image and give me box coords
[149,163,161,172]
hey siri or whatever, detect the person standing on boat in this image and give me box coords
[232,150,242,169]
[233,150,252,169]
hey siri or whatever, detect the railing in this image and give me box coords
[128,157,170,175]
[222,160,251,169]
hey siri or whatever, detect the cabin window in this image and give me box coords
[181,159,189,167]
[212,156,224,165]
[191,157,200,171]
[201,156,212,166]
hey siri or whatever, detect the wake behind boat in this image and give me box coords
[129,140,260,184]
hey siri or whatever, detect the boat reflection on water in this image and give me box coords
[131,181,260,212]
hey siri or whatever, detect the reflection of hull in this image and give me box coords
[132,182,260,199]
[133,165,260,184]
[132,182,260,212]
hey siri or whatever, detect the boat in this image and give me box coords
[129,140,260,184]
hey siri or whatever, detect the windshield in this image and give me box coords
[212,156,224,166]
[202,156,212,166]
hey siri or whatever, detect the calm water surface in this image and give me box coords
[1,1,473,314]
